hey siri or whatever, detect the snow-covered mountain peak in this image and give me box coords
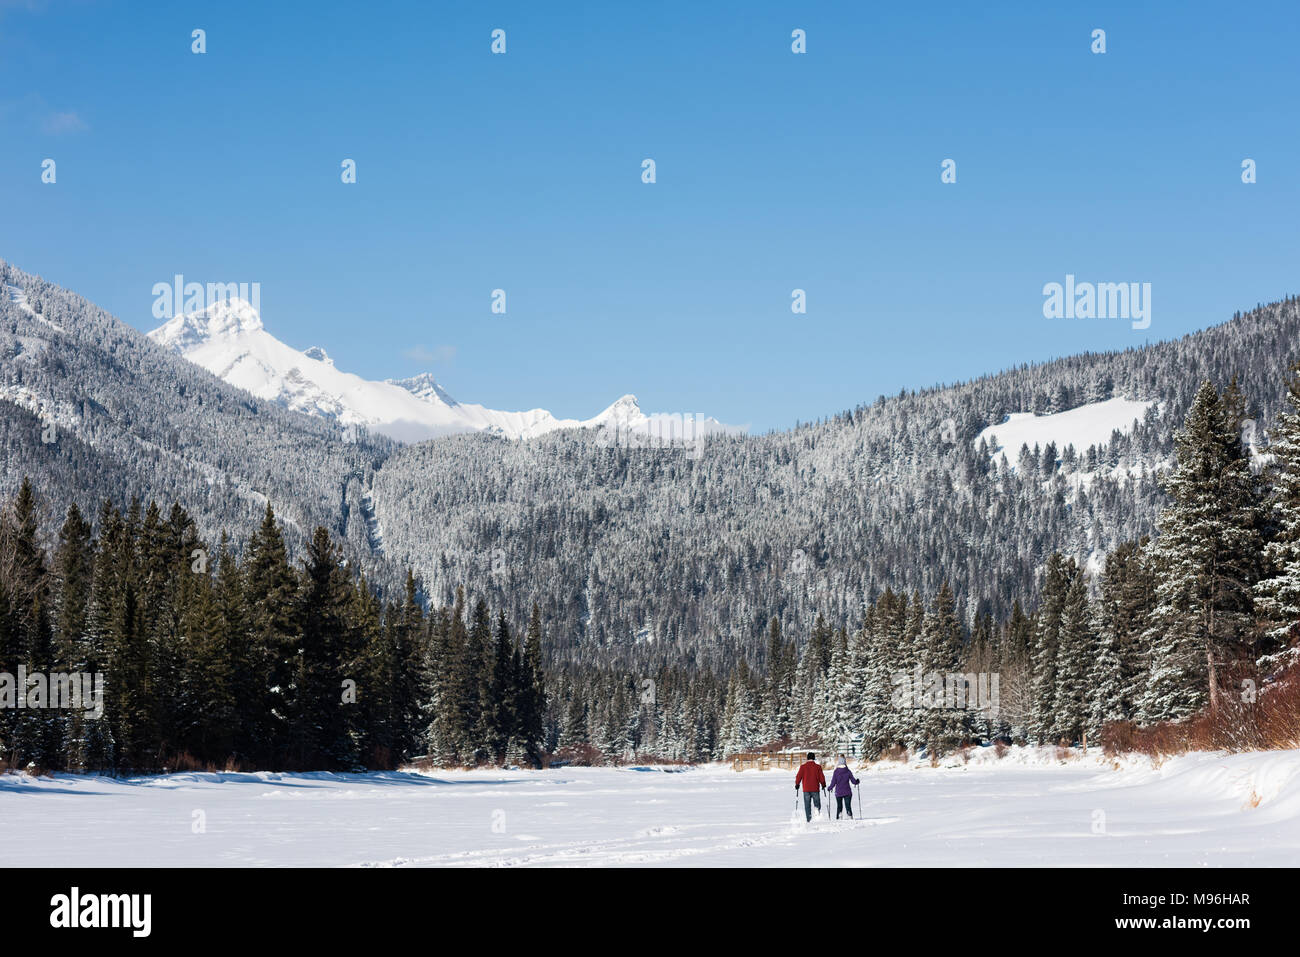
[148,303,731,445]
[151,297,263,352]
[595,394,642,423]
[389,372,460,409]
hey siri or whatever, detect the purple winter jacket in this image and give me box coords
[828,766,859,797]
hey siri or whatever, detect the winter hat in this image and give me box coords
[837,757,847,767]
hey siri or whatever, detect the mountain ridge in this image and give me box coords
[148,298,734,443]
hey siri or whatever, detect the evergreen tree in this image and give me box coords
[1255,361,1300,677]
[1139,381,1263,722]
[1031,554,1076,743]
[485,609,518,763]
[1051,571,1094,743]
[518,603,546,766]
[292,526,354,769]
[242,503,298,764]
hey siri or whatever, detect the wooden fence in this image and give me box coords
[729,751,838,772]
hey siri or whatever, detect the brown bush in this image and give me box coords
[550,743,610,767]
[1258,666,1300,749]
[1100,720,1136,757]
[1100,660,1300,758]
[366,744,397,771]
[880,744,909,763]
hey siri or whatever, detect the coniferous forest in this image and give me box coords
[4,367,1300,772]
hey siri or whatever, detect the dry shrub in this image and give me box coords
[551,743,609,767]
[1099,720,1136,757]
[993,739,1009,759]
[1258,665,1300,749]
[164,751,208,773]
[1100,659,1300,758]
[881,744,909,763]
[160,750,261,774]
[366,744,397,771]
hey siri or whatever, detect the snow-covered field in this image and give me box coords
[976,396,1155,462]
[3,748,1298,867]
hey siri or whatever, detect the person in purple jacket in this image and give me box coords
[827,755,860,819]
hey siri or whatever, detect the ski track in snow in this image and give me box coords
[2,750,1298,867]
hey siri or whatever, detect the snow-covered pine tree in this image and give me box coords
[1138,380,1263,722]
[761,616,793,744]
[1030,554,1076,744]
[859,589,906,755]
[916,582,963,754]
[720,663,761,756]
[898,590,927,748]
[1093,539,1156,719]
[996,600,1035,741]
[1254,360,1300,678]
[1086,622,1125,738]
[1051,571,1094,744]
[818,627,858,750]
[855,615,892,758]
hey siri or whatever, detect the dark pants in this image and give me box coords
[802,790,821,821]
[835,794,854,819]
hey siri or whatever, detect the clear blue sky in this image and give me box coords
[2,1,1297,432]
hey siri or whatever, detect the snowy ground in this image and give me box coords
[975,396,1155,464]
[2,748,1298,867]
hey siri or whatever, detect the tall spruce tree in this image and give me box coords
[1255,360,1300,678]
[1139,381,1263,722]
[1031,554,1076,743]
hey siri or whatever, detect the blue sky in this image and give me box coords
[2,1,1297,432]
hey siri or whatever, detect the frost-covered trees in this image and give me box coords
[1255,361,1300,678]
[1138,381,1263,722]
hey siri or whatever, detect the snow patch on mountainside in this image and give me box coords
[6,284,63,331]
[976,396,1155,464]
[149,298,734,444]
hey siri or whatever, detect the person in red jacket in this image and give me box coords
[794,752,827,821]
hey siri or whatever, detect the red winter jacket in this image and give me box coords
[795,760,826,793]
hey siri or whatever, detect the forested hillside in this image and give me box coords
[4,260,1299,673]
[0,260,397,570]
[372,297,1300,666]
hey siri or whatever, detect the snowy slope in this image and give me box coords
[2,747,1298,866]
[6,284,63,331]
[976,396,1155,464]
[148,298,731,444]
